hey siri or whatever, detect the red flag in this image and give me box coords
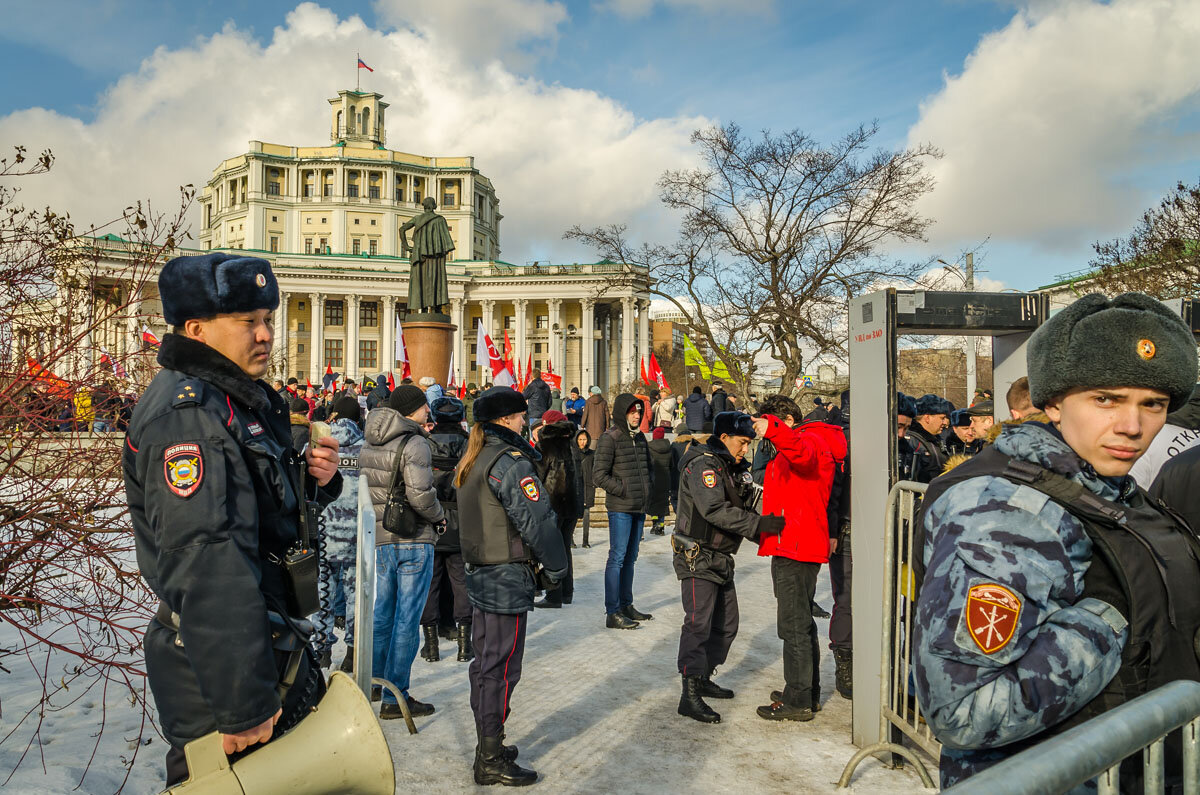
[27,357,71,398]
[141,324,160,347]
[640,356,650,385]
[526,353,533,385]
[306,378,313,391]
[478,324,515,387]
[544,372,562,390]
[649,352,671,393]
[516,358,524,391]
[546,357,554,374]
[502,330,516,374]
[357,57,373,72]
[458,382,466,398]
[387,372,395,390]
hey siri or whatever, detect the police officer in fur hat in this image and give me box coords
[912,292,1200,788]
[123,253,344,786]
[453,387,568,785]
[909,394,954,482]
[672,410,785,724]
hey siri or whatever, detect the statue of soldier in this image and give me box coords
[400,197,454,316]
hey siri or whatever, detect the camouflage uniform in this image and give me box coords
[913,422,1129,787]
[314,417,364,655]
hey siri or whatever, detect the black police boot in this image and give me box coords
[474,735,537,786]
[457,621,475,662]
[339,653,354,674]
[334,615,346,630]
[678,675,721,723]
[699,672,734,699]
[834,648,853,699]
[606,612,639,630]
[420,622,440,662]
[811,601,830,619]
[439,622,456,642]
[621,604,653,621]
[317,648,332,669]
[534,590,563,609]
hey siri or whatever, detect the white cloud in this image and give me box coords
[598,0,774,19]
[373,0,568,68]
[0,2,705,261]
[909,0,1200,257]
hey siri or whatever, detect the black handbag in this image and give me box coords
[382,435,421,539]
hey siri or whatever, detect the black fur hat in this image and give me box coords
[431,396,465,423]
[897,393,918,418]
[1028,292,1198,412]
[714,410,756,439]
[473,386,528,423]
[916,394,954,416]
[159,253,279,325]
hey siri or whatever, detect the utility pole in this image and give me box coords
[965,252,977,404]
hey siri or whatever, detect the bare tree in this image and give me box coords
[0,145,193,790]
[567,123,939,398]
[1090,179,1200,298]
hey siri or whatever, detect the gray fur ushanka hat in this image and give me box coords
[1027,292,1198,412]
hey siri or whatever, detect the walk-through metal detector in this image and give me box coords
[847,288,1050,753]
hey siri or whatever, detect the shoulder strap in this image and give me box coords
[386,433,419,495]
[998,457,1130,527]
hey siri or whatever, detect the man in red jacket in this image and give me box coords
[752,395,847,721]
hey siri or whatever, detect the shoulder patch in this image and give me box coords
[519,475,541,501]
[172,379,202,408]
[964,582,1021,654]
[507,450,524,459]
[702,470,717,489]
[164,443,204,497]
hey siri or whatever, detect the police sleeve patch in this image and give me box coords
[964,583,1021,654]
[519,475,541,501]
[164,443,204,497]
[702,470,717,489]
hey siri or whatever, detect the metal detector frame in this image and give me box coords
[847,288,1050,752]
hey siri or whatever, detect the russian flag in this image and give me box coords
[357,58,373,72]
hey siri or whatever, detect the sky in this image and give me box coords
[2,0,1199,291]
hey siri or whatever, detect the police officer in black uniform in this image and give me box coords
[123,253,343,786]
[908,394,952,482]
[673,411,785,724]
[454,387,568,786]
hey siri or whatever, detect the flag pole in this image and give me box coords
[356,51,360,92]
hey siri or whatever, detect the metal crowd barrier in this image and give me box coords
[839,480,938,788]
[944,680,1200,794]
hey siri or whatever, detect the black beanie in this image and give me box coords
[290,398,309,414]
[389,384,427,417]
[714,410,756,439]
[473,386,528,423]
[1028,292,1198,412]
[332,395,361,423]
[159,253,279,325]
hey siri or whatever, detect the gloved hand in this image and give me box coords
[756,514,785,537]
[536,567,559,591]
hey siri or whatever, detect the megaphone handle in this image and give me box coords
[373,677,418,735]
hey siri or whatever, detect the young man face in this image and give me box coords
[1043,387,1171,477]
[720,433,752,462]
[952,425,974,443]
[897,414,912,438]
[185,309,274,379]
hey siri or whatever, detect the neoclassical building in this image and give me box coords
[40,88,654,392]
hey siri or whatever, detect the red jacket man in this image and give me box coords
[756,415,846,564]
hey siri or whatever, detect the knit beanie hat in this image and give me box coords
[1027,292,1198,411]
[652,427,666,440]
[290,398,310,414]
[331,395,361,423]
[389,384,428,417]
[541,409,569,425]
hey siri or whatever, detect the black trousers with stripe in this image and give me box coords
[677,576,739,676]
[469,608,527,738]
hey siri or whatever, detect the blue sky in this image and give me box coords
[2,0,1198,291]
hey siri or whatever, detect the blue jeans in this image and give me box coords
[604,512,644,614]
[372,544,434,704]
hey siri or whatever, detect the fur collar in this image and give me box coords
[158,333,271,412]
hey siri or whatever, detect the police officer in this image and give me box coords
[454,387,568,786]
[908,394,952,482]
[913,292,1200,787]
[673,411,785,724]
[123,253,343,786]
[897,392,918,481]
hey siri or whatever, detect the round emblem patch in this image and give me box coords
[163,443,204,498]
[1137,339,1156,360]
[255,273,267,288]
[519,476,540,502]
[965,583,1021,655]
[702,470,717,489]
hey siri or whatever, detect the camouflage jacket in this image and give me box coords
[913,422,1129,780]
[320,417,364,565]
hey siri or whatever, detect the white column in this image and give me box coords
[276,290,289,378]
[308,292,324,382]
[451,297,465,385]
[637,298,650,377]
[481,299,495,383]
[382,295,396,374]
[346,294,360,381]
[515,298,528,373]
[621,296,635,385]
[581,298,595,390]
[548,298,562,373]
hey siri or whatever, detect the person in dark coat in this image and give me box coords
[289,398,311,453]
[669,423,695,513]
[523,370,552,423]
[592,393,655,629]
[534,410,581,607]
[647,426,674,535]
[581,387,609,449]
[576,428,596,547]
[710,383,730,415]
[123,253,343,786]
[366,375,391,411]
[564,387,587,426]
[684,386,713,433]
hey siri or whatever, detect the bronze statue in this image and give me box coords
[400,197,453,315]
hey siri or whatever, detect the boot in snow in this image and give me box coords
[678,675,721,723]
[699,673,734,699]
[457,620,475,662]
[834,647,853,699]
[474,735,537,786]
[420,622,440,662]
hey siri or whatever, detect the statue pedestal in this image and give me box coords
[401,313,456,386]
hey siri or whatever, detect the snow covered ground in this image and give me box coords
[1,528,937,793]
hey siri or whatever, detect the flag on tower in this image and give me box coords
[357,58,373,72]
[476,321,515,387]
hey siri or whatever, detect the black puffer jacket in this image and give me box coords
[535,421,581,523]
[576,429,596,509]
[683,392,712,432]
[647,437,674,516]
[524,378,552,421]
[592,393,653,513]
[429,422,469,551]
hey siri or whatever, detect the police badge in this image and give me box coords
[702,470,717,489]
[964,582,1021,655]
[519,476,541,501]
[163,443,204,497]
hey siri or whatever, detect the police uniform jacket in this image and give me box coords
[123,334,342,748]
[460,424,569,614]
[907,421,947,482]
[674,436,762,585]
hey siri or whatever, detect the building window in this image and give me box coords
[325,299,344,327]
[534,343,544,354]
[444,192,455,207]
[395,186,404,202]
[319,238,328,253]
[298,321,305,332]
[268,182,280,195]
[297,343,304,353]
[536,315,549,329]
[348,184,359,198]
[324,339,343,368]
[370,219,377,226]
[369,239,378,255]
[369,186,380,199]
[304,184,314,197]
[353,218,360,225]
[359,340,378,370]
[306,218,312,224]
[504,315,514,329]
[299,301,305,310]
[471,316,481,329]
[323,183,332,197]
[270,236,279,252]
[360,301,378,327]
[271,215,278,222]
[305,238,312,254]
[352,239,361,255]
[321,218,327,223]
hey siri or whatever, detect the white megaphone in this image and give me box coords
[161,672,395,795]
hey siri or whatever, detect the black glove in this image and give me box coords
[756,515,785,537]
[536,567,559,591]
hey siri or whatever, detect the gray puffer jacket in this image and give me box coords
[360,408,444,545]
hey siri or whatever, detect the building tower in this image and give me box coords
[329,90,388,148]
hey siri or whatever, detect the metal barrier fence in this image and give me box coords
[840,480,938,788]
[944,680,1200,794]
